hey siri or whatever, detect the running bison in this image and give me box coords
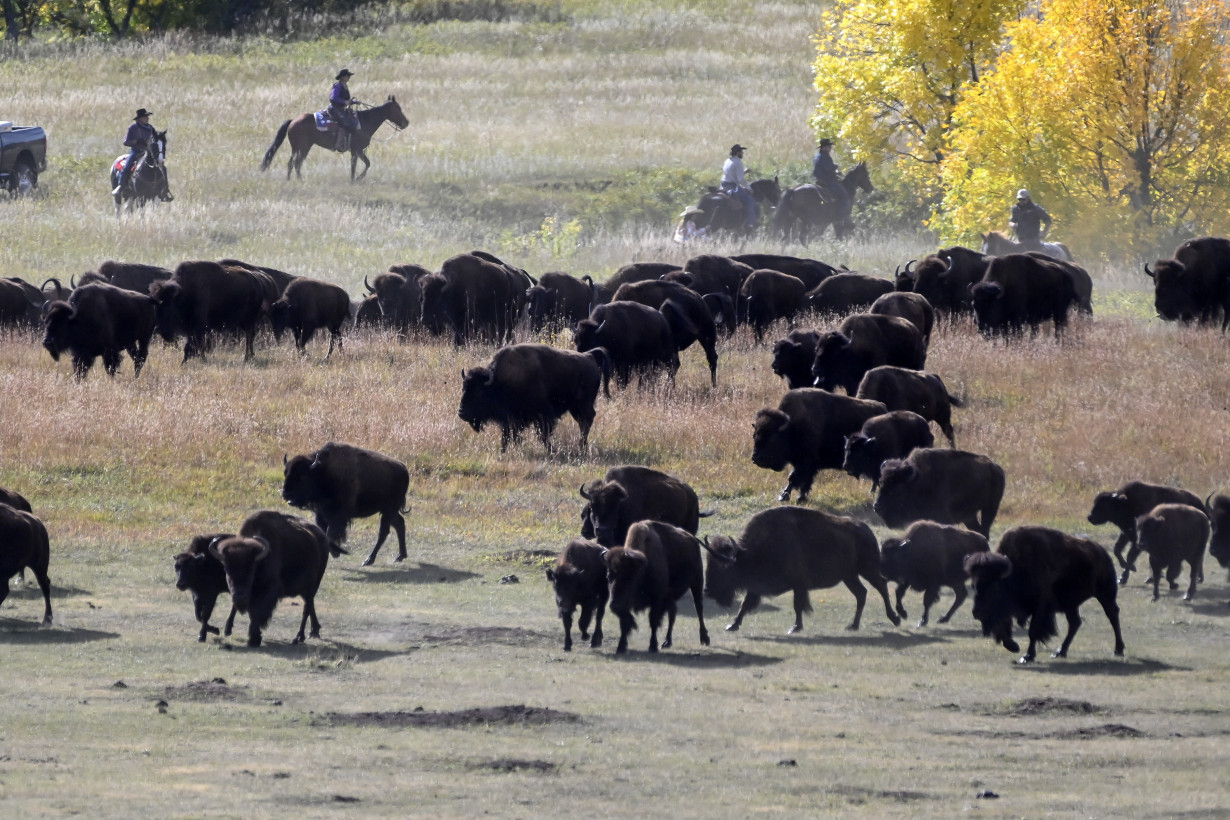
[269,277,351,358]
[965,526,1125,663]
[1086,481,1205,575]
[579,465,704,547]
[41,282,157,379]
[0,504,52,625]
[702,506,900,633]
[174,532,236,642]
[545,538,608,651]
[573,301,679,389]
[841,410,935,488]
[459,343,610,452]
[880,521,989,627]
[855,366,963,446]
[1134,503,1209,602]
[603,520,710,654]
[771,329,821,389]
[811,313,928,395]
[873,448,1005,539]
[281,442,411,566]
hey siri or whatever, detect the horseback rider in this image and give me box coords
[112,108,156,196]
[720,144,758,230]
[329,68,362,151]
[812,138,851,224]
[1009,189,1053,245]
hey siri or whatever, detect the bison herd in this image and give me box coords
[4,237,1230,665]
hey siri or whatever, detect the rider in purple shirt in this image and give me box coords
[112,108,156,195]
[329,69,361,148]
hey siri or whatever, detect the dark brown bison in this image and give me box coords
[363,264,433,335]
[869,291,934,345]
[739,269,808,343]
[1025,253,1093,315]
[459,343,610,452]
[0,278,44,327]
[880,521,989,627]
[971,253,1077,338]
[269,277,351,358]
[752,388,887,503]
[420,252,517,344]
[468,249,536,333]
[75,260,173,294]
[149,261,267,362]
[1086,481,1206,575]
[770,328,820,389]
[603,520,710,654]
[873,448,1005,538]
[42,282,157,379]
[545,538,608,651]
[730,253,839,291]
[612,279,719,386]
[1133,503,1209,602]
[174,532,236,642]
[903,247,990,315]
[965,526,1125,663]
[855,366,962,446]
[702,506,900,633]
[585,262,681,306]
[0,487,31,513]
[573,301,679,388]
[0,503,52,625]
[208,510,337,647]
[667,255,752,304]
[526,271,592,333]
[810,313,928,395]
[281,441,411,566]
[217,259,298,296]
[807,272,895,316]
[841,410,935,488]
[579,465,705,547]
[1144,237,1230,328]
[1207,493,1230,569]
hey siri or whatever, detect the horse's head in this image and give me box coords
[147,130,167,167]
[383,96,410,130]
[843,162,873,193]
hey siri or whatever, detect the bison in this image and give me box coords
[869,291,934,345]
[1133,503,1209,602]
[149,261,267,362]
[0,278,49,327]
[810,313,928,395]
[1086,481,1206,575]
[729,253,838,291]
[1207,493,1230,569]
[526,271,592,333]
[363,264,432,336]
[965,526,1125,663]
[584,262,681,306]
[573,301,679,389]
[841,410,935,488]
[41,282,157,379]
[970,253,1077,338]
[880,521,989,627]
[174,532,237,642]
[75,260,172,294]
[0,503,52,625]
[807,272,895,316]
[702,506,900,633]
[579,465,705,547]
[873,448,1005,538]
[459,343,610,452]
[854,366,963,446]
[603,520,710,654]
[420,252,517,345]
[0,486,31,513]
[1144,237,1230,328]
[770,328,820,389]
[611,279,719,386]
[738,269,808,343]
[545,538,608,651]
[281,441,411,566]
[269,276,351,358]
[752,388,887,503]
[903,247,990,315]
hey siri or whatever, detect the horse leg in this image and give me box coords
[352,149,370,182]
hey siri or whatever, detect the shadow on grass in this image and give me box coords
[338,562,480,584]
[212,636,411,664]
[7,582,93,599]
[746,629,948,650]
[0,620,119,644]
[1186,599,1230,618]
[1018,657,1188,675]
[608,647,784,669]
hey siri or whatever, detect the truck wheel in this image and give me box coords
[12,159,37,196]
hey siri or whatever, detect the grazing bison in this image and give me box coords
[573,301,679,389]
[855,366,963,446]
[730,253,838,291]
[1144,237,1230,328]
[904,247,990,315]
[971,253,1077,338]
[585,262,681,306]
[1133,504,1209,602]
[208,510,337,647]
[807,272,895,316]
[363,264,432,335]
[459,343,610,452]
[752,388,887,503]
[842,410,935,488]
[603,521,710,654]
[965,526,1125,663]
[526,271,593,333]
[0,504,52,625]
[810,313,928,395]
[174,532,236,642]
[420,252,517,344]
[1207,493,1230,569]
[873,448,1005,538]
[579,465,705,547]
[612,279,719,386]
[41,282,157,379]
[149,261,267,362]
[282,441,411,566]
[739,269,808,343]
[880,521,989,627]
[269,277,351,358]
[545,539,608,651]
[702,506,900,633]
[76,260,172,294]
[770,328,820,389]
[1086,481,1206,574]
[869,291,934,345]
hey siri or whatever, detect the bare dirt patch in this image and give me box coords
[985,697,1104,717]
[467,758,558,773]
[326,704,581,728]
[421,625,551,647]
[1051,723,1145,740]
[830,784,933,803]
[497,549,557,567]
[164,678,250,702]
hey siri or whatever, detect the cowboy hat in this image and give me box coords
[133,108,153,120]
[679,206,705,218]
[730,144,747,154]
[335,69,354,80]
[818,138,834,148]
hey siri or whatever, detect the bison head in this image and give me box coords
[1086,491,1133,532]
[281,453,324,510]
[525,285,556,332]
[41,301,75,361]
[872,459,923,529]
[751,408,791,472]
[878,537,908,583]
[1208,494,1230,568]
[964,551,1020,654]
[810,330,853,391]
[208,535,272,611]
[1147,259,1203,322]
[573,317,601,353]
[148,279,186,342]
[771,334,817,389]
[458,367,497,433]
[418,273,450,334]
[700,534,740,609]
[842,433,884,486]
[970,281,1006,334]
[269,297,292,341]
[894,260,917,293]
[579,479,628,547]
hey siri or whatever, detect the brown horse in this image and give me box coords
[260,96,409,182]
[773,162,873,244]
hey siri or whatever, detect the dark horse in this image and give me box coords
[773,162,873,243]
[110,129,172,216]
[260,96,410,182]
[694,177,783,235]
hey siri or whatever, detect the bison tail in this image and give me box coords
[947,392,965,408]
[587,346,613,399]
[329,542,350,557]
[260,120,292,172]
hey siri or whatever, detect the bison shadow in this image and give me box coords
[0,620,119,644]
[1184,600,1230,618]
[212,636,410,663]
[607,647,784,669]
[1017,657,1188,676]
[338,562,480,585]
[746,630,948,650]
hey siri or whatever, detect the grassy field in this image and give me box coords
[3,2,1230,818]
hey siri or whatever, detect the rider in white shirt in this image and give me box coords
[719,144,758,229]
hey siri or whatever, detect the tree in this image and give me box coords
[937,0,1230,257]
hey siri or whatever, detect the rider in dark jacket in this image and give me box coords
[812,138,851,223]
[112,108,156,195]
[1009,189,1053,243]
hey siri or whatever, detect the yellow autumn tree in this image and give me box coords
[938,0,1230,258]
[811,0,1026,206]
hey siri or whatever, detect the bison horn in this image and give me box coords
[282,453,288,468]
[1206,492,1216,513]
[253,537,273,562]
[364,274,375,293]
[207,536,226,561]
[1143,263,1154,280]
[69,274,78,289]
[578,483,591,500]
[905,259,916,274]
[940,255,952,272]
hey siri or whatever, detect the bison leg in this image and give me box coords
[1182,558,1199,601]
[789,588,811,634]
[1050,608,1083,659]
[130,339,149,377]
[1118,543,1143,586]
[560,606,575,651]
[102,349,122,377]
[363,511,406,566]
[1111,531,1134,569]
[893,584,909,621]
[655,602,675,651]
[615,612,636,654]
[937,583,967,624]
[727,592,762,631]
[30,565,53,626]
[919,586,941,627]
[224,605,237,637]
[843,576,868,631]
[576,603,592,643]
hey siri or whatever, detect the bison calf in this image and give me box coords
[1086,480,1205,575]
[842,411,935,488]
[545,539,608,651]
[174,532,237,642]
[0,504,52,625]
[702,506,900,633]
[1134,504,1209,602]
[880,521,989,627]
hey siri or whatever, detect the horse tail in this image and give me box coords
[260,120,292,172]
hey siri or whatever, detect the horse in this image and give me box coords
[260,96,410,182]
[110,129,173,216]
[981,230,1072,261]
[693,177,783,236]
[772,162,873,244]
